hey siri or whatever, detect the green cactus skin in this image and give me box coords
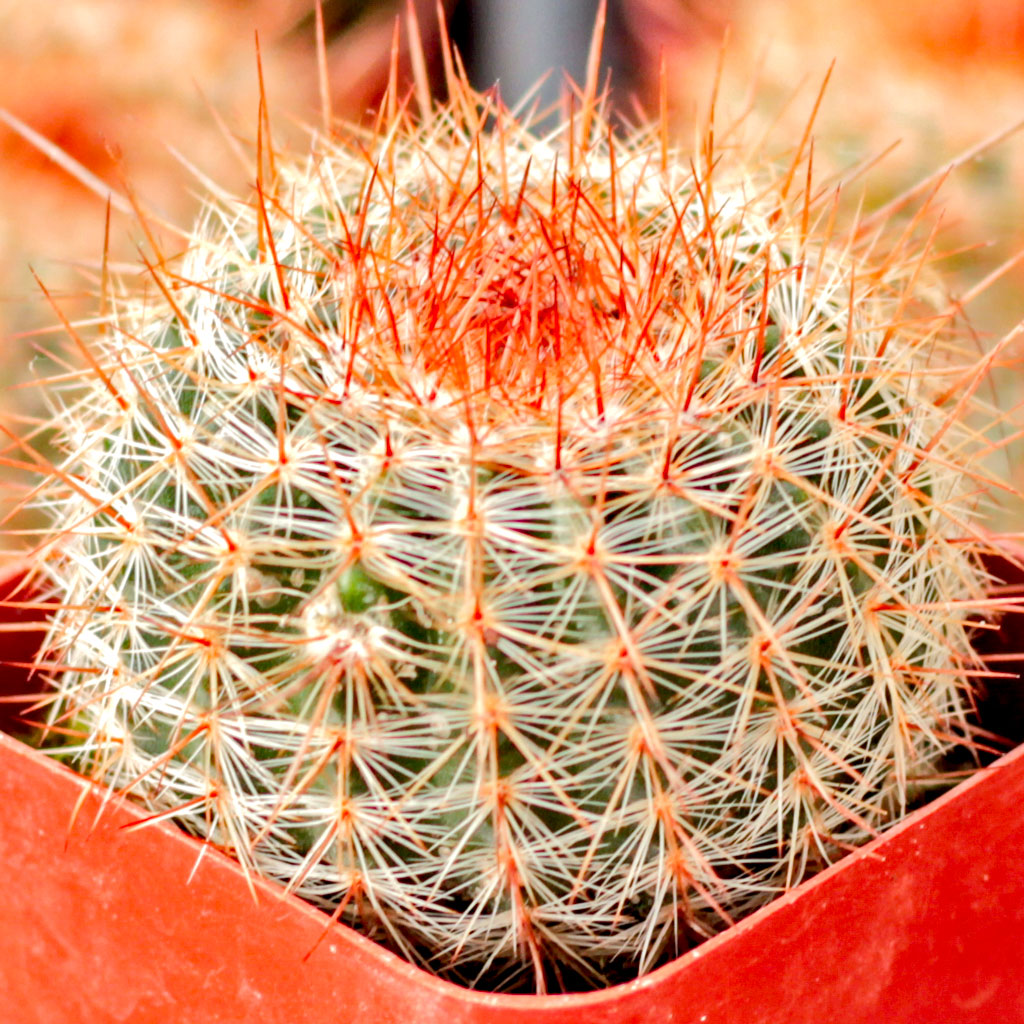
[30,81,1009,992]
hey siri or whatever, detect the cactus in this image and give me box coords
[26,64,1014,993]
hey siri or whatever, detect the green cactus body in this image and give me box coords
[34,90,998,991]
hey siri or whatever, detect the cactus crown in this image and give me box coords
[27,57,1011,992]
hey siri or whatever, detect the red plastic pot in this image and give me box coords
[2,563,1024,1023]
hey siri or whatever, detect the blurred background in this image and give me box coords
[2,0,1024,529]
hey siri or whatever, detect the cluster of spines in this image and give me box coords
[19,43,1013,993]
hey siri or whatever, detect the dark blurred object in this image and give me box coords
[451,0,722,117]
[0,562,47,738]
[452,0,614,114]
[975,547,1024,749]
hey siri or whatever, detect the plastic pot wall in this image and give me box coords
[2,566,1024,1023]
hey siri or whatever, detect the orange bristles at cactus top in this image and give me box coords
[9,6,1024,995]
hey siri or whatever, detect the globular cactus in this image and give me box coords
[27,63,1013,992]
